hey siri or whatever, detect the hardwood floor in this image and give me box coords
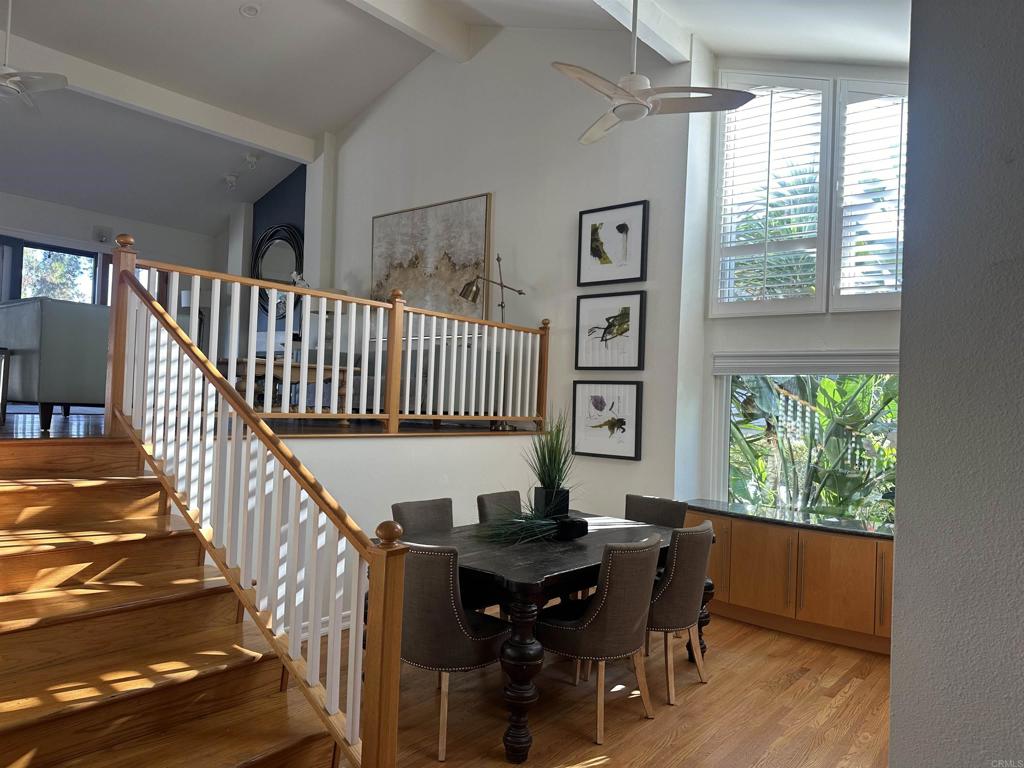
[0,407,105,439]
[388,617,890,767]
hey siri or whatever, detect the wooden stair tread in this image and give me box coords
[0,620,274,733]
[0,565,230,634]
[0,477,159,490]
[64,687,332,767]
[0,438,142,478]
[0,516,192,556]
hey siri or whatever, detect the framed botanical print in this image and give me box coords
[575,290,646,370]
[577,200,648,286]
[572,381,643,461]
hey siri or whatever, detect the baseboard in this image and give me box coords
[711,601,891,655]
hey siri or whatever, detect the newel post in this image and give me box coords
[384,290,406,433]
[361,521,407,768]
[535,318,550,428]
[104,233,137,437]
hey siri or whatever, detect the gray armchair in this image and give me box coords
[0,297,109,430]
[476,490,522,523]
[391,497,454,538]
[401,543,510,761]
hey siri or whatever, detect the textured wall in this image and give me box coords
[890,0,1024,764]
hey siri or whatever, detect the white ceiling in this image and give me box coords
[0,89,299,235]
[6,0,433,135]
[449,0,617,30]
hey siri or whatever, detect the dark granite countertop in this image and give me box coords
[686,498,895,539]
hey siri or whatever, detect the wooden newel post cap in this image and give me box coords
[114,233,135,249]
[390,289,404,302]
[541,318,550,329]
[376,520,403,547]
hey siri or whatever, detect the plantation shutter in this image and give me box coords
[714,74,831,314]
[834,81,909,305]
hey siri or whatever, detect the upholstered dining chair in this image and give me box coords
[535,537,662,745]
[391,497,454,538]
[476,490,522,523]
[401,543,511,761]
[624,494,689,528]
[647,521,714,703]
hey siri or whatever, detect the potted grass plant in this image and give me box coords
[525,412,574,519]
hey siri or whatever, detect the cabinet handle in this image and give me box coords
[784,540,793,607]
[797,539,806,611]
[878,551,887,625]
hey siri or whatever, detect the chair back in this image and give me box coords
[477,490,522,523]
[624,494,688,529]
[572,537,662,659]
[391,497,454,538]
[647,521,714,632]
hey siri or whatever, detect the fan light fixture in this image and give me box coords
[1,0,68,110]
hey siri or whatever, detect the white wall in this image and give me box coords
[334,27,701,516]
[0,190,223,268]
[890,0,1024,764]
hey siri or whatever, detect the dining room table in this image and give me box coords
[403,512,715,764]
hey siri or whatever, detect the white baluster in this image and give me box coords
[287,487,306,659]
[226,281,241,400]
[324,525,344,714]
[346,303,356,415]
[315,296,327,413]
[515,331,524,417]
[469,324,479,416]
[412,311,424,416]
[238,427,256,583]
[152,325,166,457]
[373,307,385,414]
[133,291,149,431]
[480,322,489,417]
[358,304,371,415]
[304,505,321,685]
[402,312,413,414]
[264,462,287,624]
[199,380,216,524]
[246,285,259,407]
[142,300,157,440]
[281,294,294,414]
[165,273,180,479]
[211,395,229,547]
[488,326,498,416]
[225,412,244,566]
[264,289,277,414]
[298,295,311,414]
[447,320,459,416]
[122,292,137,420]
[330,299,342,414]
[208,278,222,372]
[528,333,539,417]
[496,328,507,417]
[437,317,448,415]
[425,315,437,417]
[345,553,369,745]
[459,320,469,416]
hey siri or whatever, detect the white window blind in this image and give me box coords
[834,81,909,304]
[715,74,830,313]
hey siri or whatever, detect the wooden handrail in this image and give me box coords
[118,269,375,557]
[401,303,543,335]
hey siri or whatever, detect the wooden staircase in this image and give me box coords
[0,438,339,768]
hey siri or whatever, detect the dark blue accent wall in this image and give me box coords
[252,165,306,246]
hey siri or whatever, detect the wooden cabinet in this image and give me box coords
[728,519,798,618]
[684,511,731,603]
[795,530,877,635]
[875,539,894,637]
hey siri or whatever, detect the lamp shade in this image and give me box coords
[459,278,481,303]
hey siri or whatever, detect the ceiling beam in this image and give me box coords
[10,34,315,163]
[343,0,479,63]
[591,0,692,65]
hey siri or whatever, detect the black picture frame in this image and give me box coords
[575,290,646,370]
[577,200,649,287]
[572,380,643,461]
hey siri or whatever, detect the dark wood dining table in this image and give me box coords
[405,513,713,764]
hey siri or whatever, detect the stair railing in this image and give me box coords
[105,236,405,768]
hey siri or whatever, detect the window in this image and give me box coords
[711,70,908,316]
[20,245,98,303]
[728,372,897,524]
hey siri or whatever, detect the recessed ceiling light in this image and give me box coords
[239,3,261,19]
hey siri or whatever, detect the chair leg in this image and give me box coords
[582,659,592,681]
[644,630,651,657]
[632,651,655,719]
[438,671,450,761]
[595,661,606,744]
[61,403,71,418]
[664,632,676,705]
[688,625,708,683]
[574,659,581,687]
[38,402,54,431]
[437,670,443,690]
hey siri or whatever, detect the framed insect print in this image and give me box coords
[575,290,646,370]
[577,200,648,286]
[573,381,643,461]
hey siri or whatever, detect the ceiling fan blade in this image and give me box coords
[13,71,68,94]
[18,89,38,112]
[645,86,755,114]
[552,62,644,105]
[579,110,622,145]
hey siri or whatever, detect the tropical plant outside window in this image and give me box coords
[729,373,897,524]
[21,246,96,303]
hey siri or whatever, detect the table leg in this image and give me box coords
[500,594,544,763]
[687,577,714,663]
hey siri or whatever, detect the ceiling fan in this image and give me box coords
[552,0,754,144]
[1,0,68,110]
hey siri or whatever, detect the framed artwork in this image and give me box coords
[573,381,643,461]
[577,200,648,286]
[371,193,491,317]
[575,290,646,370]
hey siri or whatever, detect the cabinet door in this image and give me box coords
[729,520,798,618]
[684,511,732,604]
[875,539,894,637]
[795,530,877,634]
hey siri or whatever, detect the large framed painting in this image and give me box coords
[573,381,643,461]
[577,200,648,286]
[371,193,491,317]
[575,290,646,370]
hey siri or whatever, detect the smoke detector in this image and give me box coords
[239,3,261,18]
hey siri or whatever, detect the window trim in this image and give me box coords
[709,71,834,318]
[829,78,909,313]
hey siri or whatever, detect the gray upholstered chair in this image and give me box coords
[476,490,522,523]
[391,497,454,538]
[401,543,510,761]
[624,494,689,528]
[535,537,661,744]
[647,521,714,702]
